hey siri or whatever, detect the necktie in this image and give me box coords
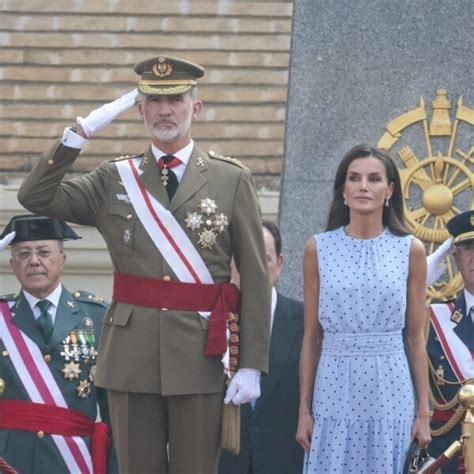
[158,155,181,200]
[36,300,53,343]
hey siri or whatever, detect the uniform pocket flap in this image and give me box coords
[106,303,133,327]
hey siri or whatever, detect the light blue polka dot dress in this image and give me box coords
[304,227,415,474]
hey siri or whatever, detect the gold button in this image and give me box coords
[126,213,133,220]
[2,350,8,357]
[162,308,168,312]
[74,291,81,298]
[163,275,171,281]
[440,355,445,360]
[206,220,212,226]
[48,159,54,166]
[44,354,51,362]
[37,431,45,439]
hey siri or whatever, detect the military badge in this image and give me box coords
[76,379,91,399]
[153,57,173,77]
[451,309,463,323]
[196,157,205,167]
[83,317,93,329]
[186,198,229,249]
[123,229,132,245]
[199,198,217,215]
[185,212,204,231]
[198,229,217,249]
[62,361,81,381]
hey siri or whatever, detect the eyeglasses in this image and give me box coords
[12,248,63,262]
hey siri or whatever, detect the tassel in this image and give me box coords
[221,402,240,455]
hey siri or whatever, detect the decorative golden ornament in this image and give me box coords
[62,361,82,381]
[152,58,173,78]
[378,89,474,301]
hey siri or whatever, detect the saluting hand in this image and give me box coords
[76,88,139,138]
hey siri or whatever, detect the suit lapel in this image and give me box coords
[452,293,474,351]
[138,147,170,206]
[11,291,46,350]
[253,294,298,416]
[169,145,207,213]
[47,287,83,351]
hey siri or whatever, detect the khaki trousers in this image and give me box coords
[108,390,224,474]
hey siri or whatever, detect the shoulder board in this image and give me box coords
[109,152,144,163]
[72,291,108,307]
[208,150,246,169]
[0,293,17,302]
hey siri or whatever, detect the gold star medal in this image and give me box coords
[62,361,82,381]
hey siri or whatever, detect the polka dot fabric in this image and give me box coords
[304,227,415,474]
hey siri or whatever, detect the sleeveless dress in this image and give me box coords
[303,227,415,474]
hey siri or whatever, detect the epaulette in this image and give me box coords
[72,291,108,308]
[109,152,144,163]
[0,293,17,302]
[208,150,246,169]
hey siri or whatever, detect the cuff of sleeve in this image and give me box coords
[61,127,87,149]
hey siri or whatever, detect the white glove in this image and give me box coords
[426,237,454,286]
[76,88,139,137]
[224,368,261,405]
[0,231,15,250]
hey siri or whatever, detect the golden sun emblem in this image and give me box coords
[378,89,474,300]
[153,57,173,78]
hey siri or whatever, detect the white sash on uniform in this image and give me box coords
[431,303,474,382]
[0,301,93,473]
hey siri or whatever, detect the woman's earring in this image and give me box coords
[343,197,347,206]
[385,198,390,207]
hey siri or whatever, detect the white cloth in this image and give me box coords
[22,284,62,324]
[0,231,15,250]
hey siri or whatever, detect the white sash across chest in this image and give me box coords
[115,157,213,287]
[430,303,474,382]
[0,301,93,473]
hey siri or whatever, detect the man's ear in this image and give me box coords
[192,100,203,118]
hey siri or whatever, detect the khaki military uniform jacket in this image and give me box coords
[18,140,271,396]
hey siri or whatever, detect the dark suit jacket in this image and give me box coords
[0,287,117,473]
[219,293,304,474]
[427,292,473,474]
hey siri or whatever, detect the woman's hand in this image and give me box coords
[411,412,431,449]
[295,411,314,452]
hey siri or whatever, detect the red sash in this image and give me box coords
[113,272,240,355]
[0,400,109,474]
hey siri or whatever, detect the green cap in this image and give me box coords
[134,55,205,96]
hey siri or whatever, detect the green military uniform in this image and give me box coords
[0,288,117,473]
[18,142,270,472]
[18,54,271,473]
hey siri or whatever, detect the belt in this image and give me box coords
[0,400,110,474]
[113,272,240,356]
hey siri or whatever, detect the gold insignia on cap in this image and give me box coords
[153,57,173,77]
[451,309,463,324]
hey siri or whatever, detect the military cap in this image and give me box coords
[447,210,474,245]
[0,215,81,243]
[134,55,205,96]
